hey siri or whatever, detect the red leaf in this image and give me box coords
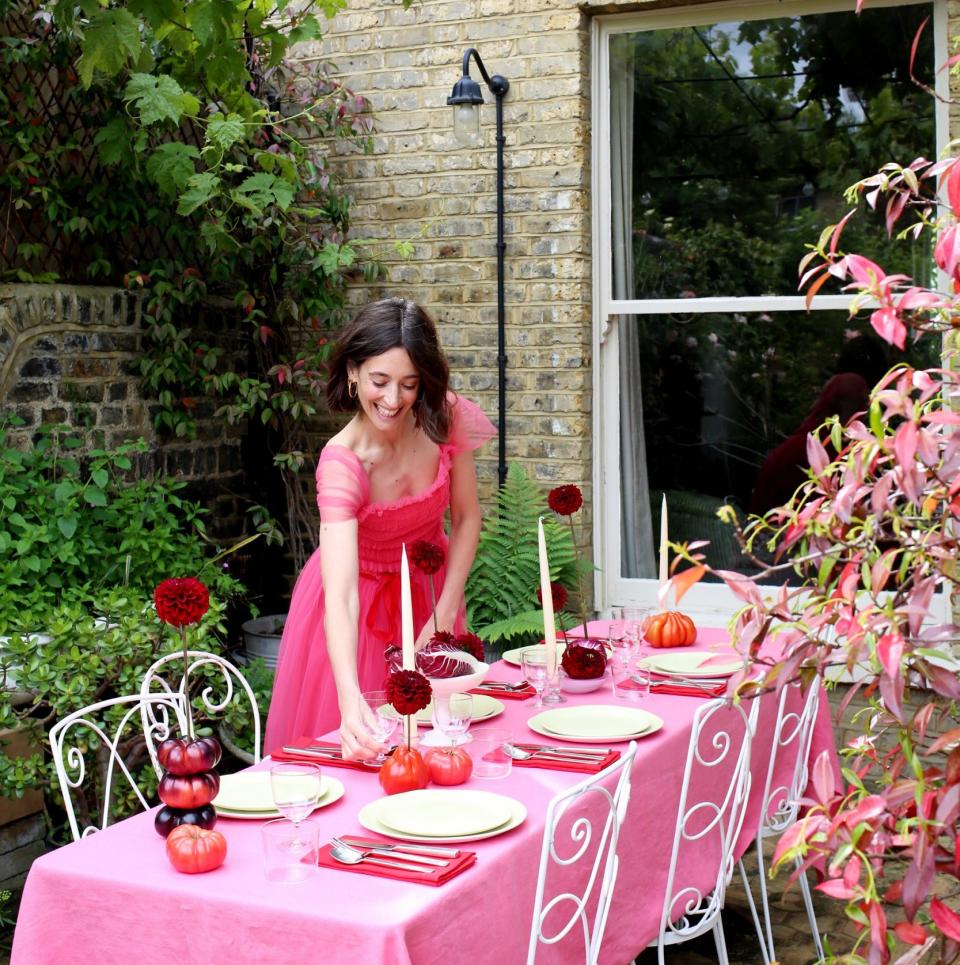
[895,922,929,946]
[894,421,918,468]
[868,901,887,951]
[817,878,855,899]
[843,794,886,828]
[811,749,836,804]
[671,564,705,605]
[876,634,904,679]
[902,852,935,922]
[931,899,960,943]
[871,306,907,350]
[909,17,932,88]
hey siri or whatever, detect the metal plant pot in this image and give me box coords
[240,614,286,668]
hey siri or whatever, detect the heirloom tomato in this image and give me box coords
[644,611,697,648]
[378,746,430,795]
[156,737,222,776]
[165,824,227,874]
[154,804,217,837]
[424,747,472,786]
[158,771,220,809]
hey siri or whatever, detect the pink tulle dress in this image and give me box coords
[263,395,495,753]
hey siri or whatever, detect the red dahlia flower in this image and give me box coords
[547,485,583,517]
[536,582,569,613]
[561,644,607,680]
[154,578,210,628]
[386,669,432,715]
[410,540,445,576]
[455,632,485,662]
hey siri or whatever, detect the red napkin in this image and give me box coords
[470,683,537,700]
[316,841,477,886]
[269,737,381,772]
[649,675,726,698]
[512,749,620,774]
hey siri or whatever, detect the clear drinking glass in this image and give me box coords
[521,649,550,708]
[436,692,473,745]
[360,690,400,762]
[269,762,322,832]
[622,606,654,650]
[261,817,319,882]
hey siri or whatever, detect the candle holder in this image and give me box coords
[420,662,489,747]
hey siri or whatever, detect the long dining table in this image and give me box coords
[11,627,838,965]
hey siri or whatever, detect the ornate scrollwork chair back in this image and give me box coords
[650,698,755,965]
[50,693,187,842]
[527,741,638,965]
[738,681,824,964]
[139,650,262,774]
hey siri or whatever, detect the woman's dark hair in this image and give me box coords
[327,297,452,442]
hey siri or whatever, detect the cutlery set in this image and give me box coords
[328,837,459,874]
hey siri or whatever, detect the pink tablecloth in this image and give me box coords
[12,627,837,965]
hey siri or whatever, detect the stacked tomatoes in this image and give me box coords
[154,736,222,837]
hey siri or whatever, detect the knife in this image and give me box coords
[513,743,610,757]
[281,745,381,767]
[338,837,461,858]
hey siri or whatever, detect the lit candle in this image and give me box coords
[659,493,669,588]
[401,544,414,671]
[537,517,557,675]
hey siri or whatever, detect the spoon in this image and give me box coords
[502,744,600,763]
[329,840,431,873]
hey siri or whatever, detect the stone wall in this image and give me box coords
[0,283,246,540]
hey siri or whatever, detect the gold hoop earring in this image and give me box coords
[348,380,358,399]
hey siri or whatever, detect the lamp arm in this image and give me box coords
[463,48,509,97]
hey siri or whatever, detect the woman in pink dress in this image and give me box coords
[263,297,495,758]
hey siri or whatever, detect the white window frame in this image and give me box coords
[591,0,950,623]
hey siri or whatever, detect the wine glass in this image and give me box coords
[269,762,321,847]
[622,606,653,653]
[522,649,551,708]
[436,692,472,745]
[360,690,400,762]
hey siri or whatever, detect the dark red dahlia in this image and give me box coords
[429,630,456,647]
[410,540,445,576]
[536,581,568,613]
[548,485,583,517]
[154,578,209,628]
[455,632,484,662]
[386,669,432,715]
[561,644,607,680]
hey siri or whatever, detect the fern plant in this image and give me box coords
[466,464,588,652]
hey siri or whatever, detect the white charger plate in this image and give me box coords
[372,789,514,837]
[383,694,504,726]
[527,705,663,743]
[639,652,743,678]
[214,776,344,820]
[359,793,527,844]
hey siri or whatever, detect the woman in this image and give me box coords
[263,297,494,758]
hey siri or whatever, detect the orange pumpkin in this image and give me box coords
[644,611,697,648]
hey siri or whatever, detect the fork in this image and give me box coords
[330,837,449,867]
[328,839,433,873]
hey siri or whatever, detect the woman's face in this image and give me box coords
[349,347,421,431]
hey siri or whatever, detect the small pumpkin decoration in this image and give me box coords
[644,611,697,648]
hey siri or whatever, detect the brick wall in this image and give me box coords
[0,283,246,540]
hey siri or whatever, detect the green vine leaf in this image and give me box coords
[146,142,200,197]
[124,73,200,126]
[232,172,295,213]
[77,9,141,87]
[207,114,246,152]
[177,171,220,216]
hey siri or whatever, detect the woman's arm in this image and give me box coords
[319,518,383,759]
[415,448,483,649]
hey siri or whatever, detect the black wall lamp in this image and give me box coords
[448,48,510,487]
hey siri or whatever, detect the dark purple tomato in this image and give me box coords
[154,803,217,837]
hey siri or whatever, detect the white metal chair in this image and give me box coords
[50,693,186,841]
[527,741,638,964]
[649,699,755,965]
[738,681,824,964]
[139,650,262,773]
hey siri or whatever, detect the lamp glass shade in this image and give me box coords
[452,103,481,146]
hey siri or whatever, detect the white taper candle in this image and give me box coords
[538,517,557,675]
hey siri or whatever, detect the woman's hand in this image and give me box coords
[339,700,386,761]
[414,606,457,651]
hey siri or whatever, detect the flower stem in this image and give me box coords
[568,515,589,632]
[429,576,438,633]
[180,625,193,739]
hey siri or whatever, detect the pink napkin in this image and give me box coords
[470,683,537,700]
[512,749,620,774]
[269,737,381,772]
[316,840,477,886]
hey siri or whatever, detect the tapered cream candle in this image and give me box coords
[401,544,415,671]
[659,493,669,587]
[537,517,557,675]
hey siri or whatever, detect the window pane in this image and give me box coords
[610,6,935,301]
[623,310,940,577]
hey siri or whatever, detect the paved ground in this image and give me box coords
[633,840,863,964]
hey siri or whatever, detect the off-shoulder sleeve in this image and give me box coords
[315,446,369,522]
[446,393,496,455]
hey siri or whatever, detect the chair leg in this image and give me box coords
[712,917,730,965]
[755,834,776,962]
[796,858,825,962]
[738,854,772,965]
